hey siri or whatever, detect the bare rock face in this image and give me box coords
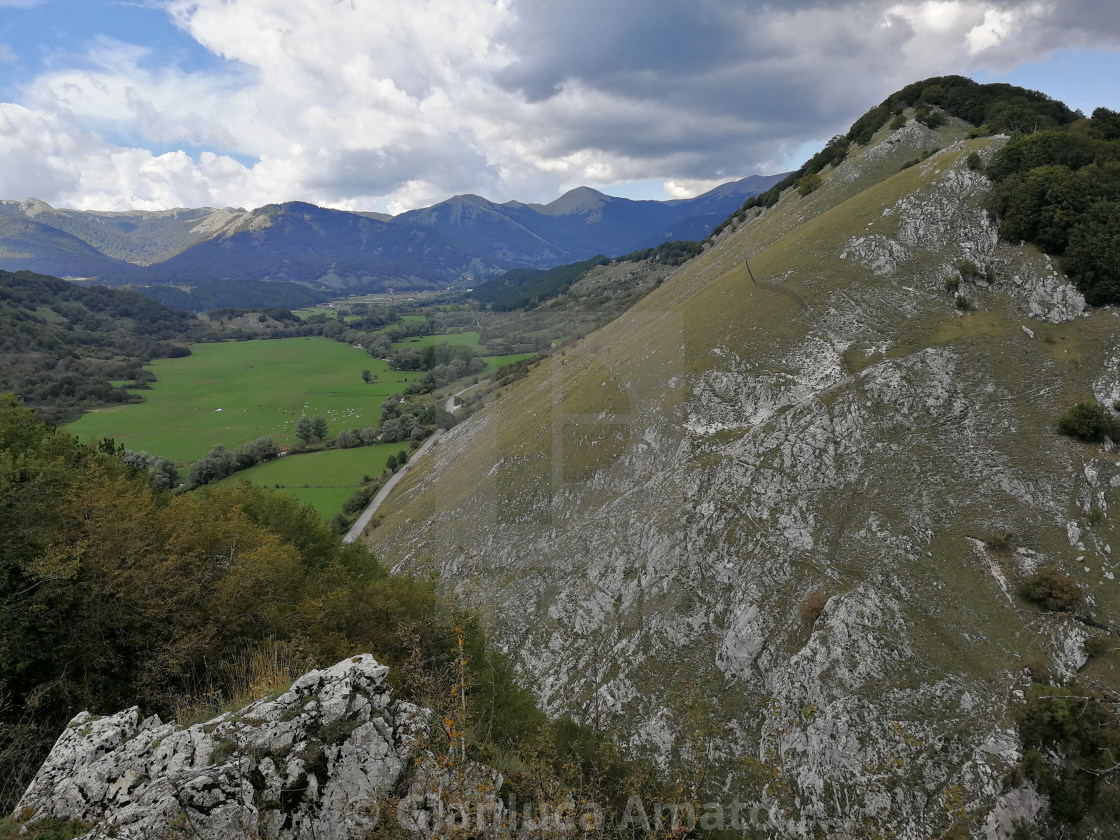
[366,123,1120,838]
[13,655,502,840]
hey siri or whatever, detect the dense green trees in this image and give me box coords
[183,436,279,489]
[985,109,1120,305]
[0,270,203,423]
[0,395,537,809]
[334,428,362,448]
[388,341,487,394]
[472,255,611,310]
[294,414,328,444]
[0,393,667,821]
[121,450,179,490]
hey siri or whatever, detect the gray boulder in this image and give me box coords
[13,654,502,840]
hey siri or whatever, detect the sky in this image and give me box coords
[0,0,1118,214]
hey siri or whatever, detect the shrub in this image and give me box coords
[954,294,972,310]
[799,591,828,622]
[966,151,982,170]
[1084,635,1112,659]
[1058,400,1117,442]
[1021,565,1083,612]
[798,172,823,196]
[210,738,238,765]
[1024,653,1052,683]
[956,259,980,277]
[1017,685,1120,825]
[919,110,946,129]
[889,113,908,131]
[944,277,960,295]
[335,428,362,449]
[984,530,1013,551]
[0,817,91,840]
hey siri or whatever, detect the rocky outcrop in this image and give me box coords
[366,117,1120,838]
[13,655,503,840]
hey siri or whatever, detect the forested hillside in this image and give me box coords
[0,271,204,423]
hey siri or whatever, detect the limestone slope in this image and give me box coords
[365,117,1120,836]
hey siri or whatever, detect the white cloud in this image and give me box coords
[3,0,1120,211]
[665,178,731,199]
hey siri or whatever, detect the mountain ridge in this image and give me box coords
[0,174,788,309]
[361,102,1120,837]
[0,175,785,307]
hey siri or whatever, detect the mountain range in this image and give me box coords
[0,174,784,308]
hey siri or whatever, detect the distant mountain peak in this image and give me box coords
[538,186,613,216]
[19,197,54,216]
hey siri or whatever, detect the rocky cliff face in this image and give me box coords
[13,655,502,840]
[365,116,1120,837]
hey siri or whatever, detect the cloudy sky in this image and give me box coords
[0,0,1118,213]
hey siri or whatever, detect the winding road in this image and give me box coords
[341,429,443,544]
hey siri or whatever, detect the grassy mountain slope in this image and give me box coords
[0,214,134,278]
[12,199,237,264]
[365,111,1120,835]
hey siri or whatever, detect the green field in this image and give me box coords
[392,330,481,349]
[67,338,420,464]
[216,443,407,518]
[483,353,536,373]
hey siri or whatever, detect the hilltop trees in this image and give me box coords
[711,76,1082,243]
[986,108,1120,305]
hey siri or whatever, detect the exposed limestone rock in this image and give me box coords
[13,655,502,840]
[1002,249,1087,324]
[841,233,910,275]
[368,127,1120,838]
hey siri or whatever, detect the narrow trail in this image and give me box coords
[746,256,811,313]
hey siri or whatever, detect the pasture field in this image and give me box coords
[67,338,420,464]
[216,442,408,518]
[392,330,481,349]
[482,353,536,373]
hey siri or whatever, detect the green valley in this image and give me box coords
[66,337,413,464]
